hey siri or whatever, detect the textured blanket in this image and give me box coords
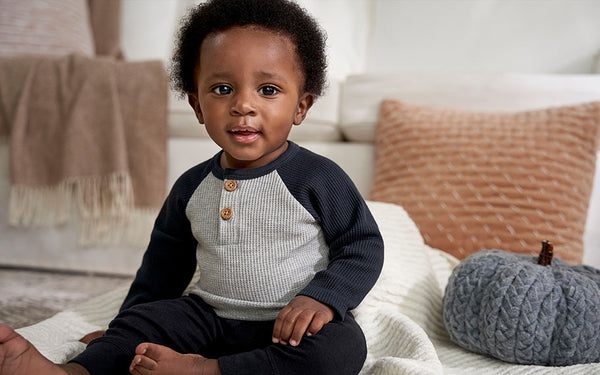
[0,54,168,244]
[16,202,600,373]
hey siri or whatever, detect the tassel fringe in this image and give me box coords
[9,173,156,246]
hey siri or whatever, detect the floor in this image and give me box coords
[0,267,132,329]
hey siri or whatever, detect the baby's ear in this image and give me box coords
[293,93,314,125]
[187,93,205,124]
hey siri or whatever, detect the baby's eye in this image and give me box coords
[212,85,232,95]
[259,86,278,96]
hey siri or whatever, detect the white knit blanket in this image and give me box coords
[17,201,600,374]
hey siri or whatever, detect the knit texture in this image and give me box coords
[187,171,329,320]
[443,249,600,366]
[371,100,600,263]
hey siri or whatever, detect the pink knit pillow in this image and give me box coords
[370,100,600,263]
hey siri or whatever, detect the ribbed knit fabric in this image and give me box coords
[121,141,384,320]
[187,171,329,320]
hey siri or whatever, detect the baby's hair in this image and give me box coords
[171,0,327,97]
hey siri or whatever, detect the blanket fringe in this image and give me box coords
[74,173,134,219]
[79,208,156,246]
[9,173,155,246]
[9,183,72,227]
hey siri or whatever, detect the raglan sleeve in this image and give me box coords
[294,160,384,320]
[119,172,199,312]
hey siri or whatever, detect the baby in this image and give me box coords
[0,0,384,374]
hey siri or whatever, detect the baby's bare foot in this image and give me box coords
[129,342,221,375]
[0,324,69,375]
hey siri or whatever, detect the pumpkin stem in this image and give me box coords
[537,240,554,266]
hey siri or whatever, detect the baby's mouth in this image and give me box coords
[229,129,261,143]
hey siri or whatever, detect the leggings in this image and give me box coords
[70,294,367,375]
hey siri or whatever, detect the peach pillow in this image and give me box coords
[370,100,600,263]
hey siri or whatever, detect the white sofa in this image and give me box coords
[1,73,599,273]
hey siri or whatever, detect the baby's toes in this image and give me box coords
[130,353,157,374]
[136,342,176,361]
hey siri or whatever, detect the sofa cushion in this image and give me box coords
[370,100,600,263]
[339,74,600,146]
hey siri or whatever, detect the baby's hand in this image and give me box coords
[272,295,334,347]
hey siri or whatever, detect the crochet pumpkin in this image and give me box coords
[442,241,600,366]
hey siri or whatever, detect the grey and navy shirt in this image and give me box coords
[121,141,384,321]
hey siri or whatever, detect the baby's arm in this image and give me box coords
[275,155,384,345]
[271,295,334,346]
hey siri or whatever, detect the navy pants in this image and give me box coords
[71,294,367,375]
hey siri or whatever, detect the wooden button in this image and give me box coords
[220,207,233,220]
[224,180,237,192]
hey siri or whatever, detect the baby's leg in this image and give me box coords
[129,342,220,375]
[219,313,367,375]
[0,324,88,375]
[72,295,222,373]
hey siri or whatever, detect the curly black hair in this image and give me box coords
[171,0,327,97]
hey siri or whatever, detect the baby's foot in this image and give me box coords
[129,342,221,375]
[0,324,68,375]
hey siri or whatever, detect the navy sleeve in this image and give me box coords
[279,149,384,319]
[120,162,210,312]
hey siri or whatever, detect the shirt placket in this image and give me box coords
[218,177,240,245]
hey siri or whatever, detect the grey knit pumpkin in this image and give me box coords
[442,245,600,366]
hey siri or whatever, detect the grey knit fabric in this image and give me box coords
[442,249,600,366]
[187,171,328,321]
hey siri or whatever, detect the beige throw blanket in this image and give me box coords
[0,54,168,244]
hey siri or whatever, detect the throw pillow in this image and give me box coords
[370,100,600,263]
[0,0,94,57]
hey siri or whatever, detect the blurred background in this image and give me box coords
[123,0,600,81]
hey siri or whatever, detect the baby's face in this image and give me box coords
[189,26,313,170]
